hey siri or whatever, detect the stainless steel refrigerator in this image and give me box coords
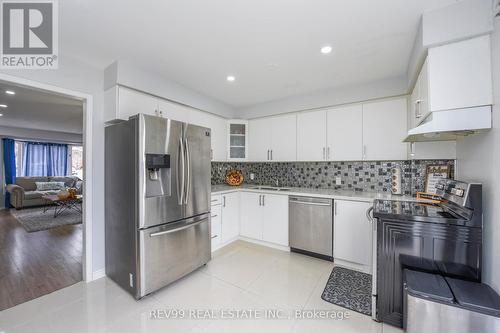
[105,114,211,299]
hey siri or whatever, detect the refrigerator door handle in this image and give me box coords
[184,138,191,205]
[177,136,185,205]
[149,219,205,237]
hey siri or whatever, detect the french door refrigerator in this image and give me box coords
[105,114,211,299]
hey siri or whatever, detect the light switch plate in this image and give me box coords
[335,176,341,185]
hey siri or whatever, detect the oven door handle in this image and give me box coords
[366,206,374,223]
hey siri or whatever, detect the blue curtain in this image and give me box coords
[21,142,68,177]
[3,138,16,207]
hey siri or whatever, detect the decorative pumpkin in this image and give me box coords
[225,170,244,186]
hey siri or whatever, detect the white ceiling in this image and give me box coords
[61,0,459,109]
[0,82,83,134]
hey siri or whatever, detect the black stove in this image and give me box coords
[370,179,483,328]
[373,200,467,224]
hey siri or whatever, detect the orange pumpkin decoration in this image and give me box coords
[225,170,244,186]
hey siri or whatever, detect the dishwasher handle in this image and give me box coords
[289,197,332,207]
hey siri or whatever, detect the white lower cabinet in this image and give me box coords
[334,200,372,273]
[240,192,288,247]
[240,192,264,239]
[220,192,240,244]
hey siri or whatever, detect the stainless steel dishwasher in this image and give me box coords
[289,196,333,261]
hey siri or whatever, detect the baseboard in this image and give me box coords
[334,258,371,275]
[238,236,290,252]
[92,268,106,281]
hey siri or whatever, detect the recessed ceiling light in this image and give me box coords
[0,113,3,117]
[5,90,15,95]
[0,104,7,108]
[321,46,333,54]
[226,75,236,82]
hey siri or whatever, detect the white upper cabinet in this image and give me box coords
[189,110,227,161]
[227,120,248,161]
[326,105,363,161]
[249,118,272,162]
[297,110,327,161]
[362,98,408,161]
[104,86,158,122]
[410,59,429,128]
[270,114,297,161]
[249,114,297,162]
[427,35,493,112]
[158,99,190,123]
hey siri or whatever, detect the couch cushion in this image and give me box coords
[24,190,59,200]
[49,176,80,188]
[15,177,49,191]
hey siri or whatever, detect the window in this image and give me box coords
[70,145,83,179]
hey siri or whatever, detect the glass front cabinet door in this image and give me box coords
[227,120,248,161]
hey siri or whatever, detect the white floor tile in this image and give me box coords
[0,240,388,333]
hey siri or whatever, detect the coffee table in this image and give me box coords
[42,194,83,218]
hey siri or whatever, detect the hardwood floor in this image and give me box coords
[0,209,82,311]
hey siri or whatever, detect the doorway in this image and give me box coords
[0,76,93,310]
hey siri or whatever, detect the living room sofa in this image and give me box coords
[6,176,82,209]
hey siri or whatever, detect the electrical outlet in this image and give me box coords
[335,176,342,185]
[250,173,255,180]
[129,273,134,288]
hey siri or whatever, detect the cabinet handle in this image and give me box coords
[211,214,218,218]
[322,147,326,160]
[270,150,273,161]
[334,201,337,216]
[262,195,265,206]
[211,235,218,239]
[223,196,226,207]
[415,100,422,118]
[258,195,261,206]
[267,150,270,161]
[211,149,213,160]
[327,147,330,160]
[363,145,367,160]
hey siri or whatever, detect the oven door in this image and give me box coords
[138,213,211,298]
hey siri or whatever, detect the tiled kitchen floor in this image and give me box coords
[0,240,402,333]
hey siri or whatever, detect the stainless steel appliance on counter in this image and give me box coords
[289,196,333,261]
[367,179,483,328]
[105,114,211,299]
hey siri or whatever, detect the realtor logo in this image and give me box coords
[0,0,58,69]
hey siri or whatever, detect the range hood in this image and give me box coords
[404,106,492,142]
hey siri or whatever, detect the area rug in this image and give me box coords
[10,207,82,232]
[321,266,372,316]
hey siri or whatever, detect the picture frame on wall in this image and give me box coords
[424,165,450,194]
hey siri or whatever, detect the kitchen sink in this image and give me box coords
[250,186,292,191]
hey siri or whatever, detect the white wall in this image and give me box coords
[0,126,83,144]
[456,16,500,292]
[237,76,407,119]
[104,61,235,118]
[0,55,106,274]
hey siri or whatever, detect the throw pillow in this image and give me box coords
[35,181,66,191]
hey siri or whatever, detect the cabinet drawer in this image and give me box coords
[211,206,222,237]
[211,194,222,206]
[211,205,222,248]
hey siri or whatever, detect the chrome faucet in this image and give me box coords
[272,178,280,187]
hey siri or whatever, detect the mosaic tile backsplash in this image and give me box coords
[211,160,455,196]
